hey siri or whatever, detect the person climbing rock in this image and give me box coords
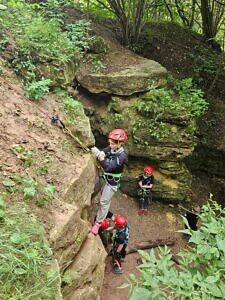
[98,211,115,249]
[111,215,130,274]
[185,204,201,231]
[97,214,130,274]
[91,129,128,235]
[137,165,154,216]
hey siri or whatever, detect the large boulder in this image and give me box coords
[76,56,167,95]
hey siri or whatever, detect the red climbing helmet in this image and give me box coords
[144,165,154,175]
[114,215,127,228]
[100,219,110,230]
[108,129,127,142]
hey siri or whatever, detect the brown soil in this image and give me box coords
[0,65,86,234]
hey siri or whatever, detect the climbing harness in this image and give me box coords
[113,225,130,247]
[102,172,122,183]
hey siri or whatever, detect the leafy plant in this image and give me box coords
[132,77,208,141]
[40,0,65,22]
[127,200,225,299]
[36,164,49,176]
[24,78,52,100]
[63,96,82,113]
[44,184,56,199]
[136,78,208,119]
[10,144,33,166]
[66,20,93,52]
[62,96,84,125]
[1,0,93,88]
[2,177,17,194]
[23,178,37,199]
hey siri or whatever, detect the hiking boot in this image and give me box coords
[137,209,144,216]
[91,222,101,235]
[113,266,123,274]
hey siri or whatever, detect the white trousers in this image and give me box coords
[96,184,115,223]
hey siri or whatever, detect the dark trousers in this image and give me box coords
[138,189,152,209]
[112,244,127,268]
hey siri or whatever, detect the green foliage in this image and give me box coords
[10,144,33,167]
[2,163,56,207]
[0,204,58,299]
[1,0,93,89]
[36,162,49,176]
[63,96,83,113]
[84,54,106,73]
[136,78,208,119]
[23,178,37,199]
[2,178,17,194]
[73,0,113,21]
[62,96,84,125]
[0,35,9,52]
[24,78,52,100]
[66,20,93,52]
[62,269,80,285]
[44,184,56,198]
[132,119,171,142]
[40,0,65,22]
[108,101,122,124]
[127,200,225,299]
[133,77,208,141]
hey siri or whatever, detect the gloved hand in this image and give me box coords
[98,151,105,161]
[91,147,105,161]
[91,146,101,157]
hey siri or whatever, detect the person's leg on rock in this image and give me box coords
[91,184,115,235]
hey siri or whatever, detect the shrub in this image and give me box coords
[126,200,225,299]
[136,78,208,119]
[24,78,52,100]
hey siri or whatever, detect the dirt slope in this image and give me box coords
[0,62,85,233]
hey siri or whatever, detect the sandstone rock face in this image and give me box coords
[87,93,196,203]
[60,98,95,147]
[76,58,167,95]
[62,234,107,300]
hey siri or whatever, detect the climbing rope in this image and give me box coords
[25,97,103,171]
[51,114,90,153]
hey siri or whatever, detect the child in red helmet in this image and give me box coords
[90,129,128,235]
[137,165,154,216]
[112,215,130,274]
[100,214,130,274]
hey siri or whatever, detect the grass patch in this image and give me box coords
[0,202,59,299]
